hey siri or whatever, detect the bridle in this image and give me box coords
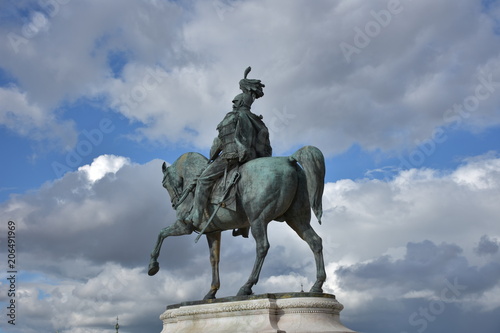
[163,167,197,210]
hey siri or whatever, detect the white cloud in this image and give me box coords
[323,172,499,266]
[103,63,223,148]
[2,0,500,155]
[5,263,200,333]
[78,154,130,183]
[0,86,76,149]
[0,0,185,151]
[452,153,500,190]
[1,152,500,331]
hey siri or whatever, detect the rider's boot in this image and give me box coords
[188,177,214,229]
[186,195,207,230]
[187,209,202,229]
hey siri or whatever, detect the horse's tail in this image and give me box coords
[290,146,325,224]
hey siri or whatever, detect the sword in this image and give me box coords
[194,172,240,243]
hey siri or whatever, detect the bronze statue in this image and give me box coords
[148,68,326,300]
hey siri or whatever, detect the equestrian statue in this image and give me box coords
[148,67,326,300]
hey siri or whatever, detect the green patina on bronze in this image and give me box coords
[148,68,327,301]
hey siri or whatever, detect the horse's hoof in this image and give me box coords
[236,286,252,296]
[203,292,217,300]
[148,261,159,276]
[309,285,323,294]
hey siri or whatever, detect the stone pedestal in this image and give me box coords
[160,293,357,333]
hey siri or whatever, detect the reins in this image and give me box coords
[165,158,208,210]
[165,165,201,210]
[172,181,196,210]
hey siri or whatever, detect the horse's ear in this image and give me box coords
[162,162,167,173]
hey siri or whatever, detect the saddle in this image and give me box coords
[209,166,240,211]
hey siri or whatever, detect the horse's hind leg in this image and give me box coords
[286,218,326,293]
[204,231,221,300]
[148,220,193,276]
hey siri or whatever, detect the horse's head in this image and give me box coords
[162,161,183,209]
[161,152,208,209]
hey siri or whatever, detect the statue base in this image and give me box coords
[160,292,357,333]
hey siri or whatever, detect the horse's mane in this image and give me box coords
[172,152,208,180]
[173,152,208,167]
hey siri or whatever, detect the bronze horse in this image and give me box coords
[148,145,326,299]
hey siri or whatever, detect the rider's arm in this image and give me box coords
[209,136,222,162]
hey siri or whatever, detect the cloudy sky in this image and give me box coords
[1,0,500,332]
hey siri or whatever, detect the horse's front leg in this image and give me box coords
[148,219,193,276]
[203,231,221,300]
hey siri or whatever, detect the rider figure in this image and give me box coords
[187,67,272,236]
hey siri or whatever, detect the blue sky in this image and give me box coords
[1,0,500,332]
